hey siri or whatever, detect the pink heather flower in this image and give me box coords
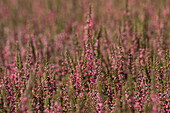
[151,93,158,113]
[21,97,28,104]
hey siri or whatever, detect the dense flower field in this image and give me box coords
[0,0,169,112]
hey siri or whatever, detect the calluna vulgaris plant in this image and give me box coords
[0,0,170,113]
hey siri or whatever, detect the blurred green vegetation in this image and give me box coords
[0,0,169,57]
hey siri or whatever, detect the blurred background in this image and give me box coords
[0,0,170,64]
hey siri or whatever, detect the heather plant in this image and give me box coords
[0,0,170,113]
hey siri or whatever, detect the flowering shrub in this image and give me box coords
[0,0,169,113]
